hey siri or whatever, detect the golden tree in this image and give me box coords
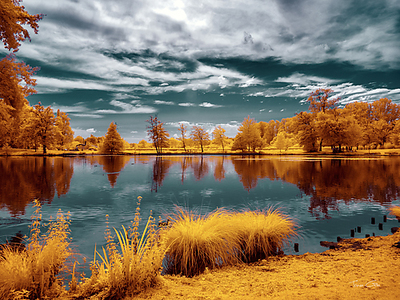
[32,103,56,153]
[178,123,187,152]
[0,0,42,148]
[190,126,210,153]
[232,116,263,152]
[146,116,169,153]
[212,125,227,152]
[101,122,124,154]
[54,109,74,149]
[307,88,339,113]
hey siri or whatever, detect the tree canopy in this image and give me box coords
[101,122,124,154]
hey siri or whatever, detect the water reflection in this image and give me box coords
[1,155,400,219]
[0,157,74,216]
[232,157,400,219]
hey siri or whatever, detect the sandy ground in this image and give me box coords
[131,231,400,300]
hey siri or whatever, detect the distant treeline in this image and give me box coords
[3,88,400,154]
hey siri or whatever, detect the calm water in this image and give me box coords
[1,155,400,272]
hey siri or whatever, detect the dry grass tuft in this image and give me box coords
[73,196,166,299]
[0,199,72,299]
[161,207,296,277]
[232,209,297,263]
[161,208,241,277]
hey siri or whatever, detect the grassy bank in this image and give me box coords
[0,199,296,299]
[3,147,400,157]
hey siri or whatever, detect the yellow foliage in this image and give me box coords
[73,197,166,299]
[0,199,72,299]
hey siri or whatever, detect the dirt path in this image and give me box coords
[132,231,400,300]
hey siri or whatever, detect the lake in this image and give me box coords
[1,155,400,273]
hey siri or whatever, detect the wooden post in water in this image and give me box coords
[365,234,370,238]
[379,223,383,230]
[383,215,387,222]
[371,217,375,224]
[357,226,361,233]
[294,243,299,252]
[350,229,355,237]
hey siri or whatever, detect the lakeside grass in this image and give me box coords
[0,200,72,299]
[0,198,297,299]
[3,146,400,157]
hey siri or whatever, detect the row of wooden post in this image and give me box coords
[293,214,396,253]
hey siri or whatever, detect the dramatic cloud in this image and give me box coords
[6,0,398,142]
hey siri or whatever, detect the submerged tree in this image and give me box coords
[146,116,169,154]
[101,122,124,154]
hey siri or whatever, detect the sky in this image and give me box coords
[4,0,400,142]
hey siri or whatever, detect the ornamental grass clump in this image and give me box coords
[233,209,297,263]
[0,199,72,300]
[161,207,241,277]
[73,196,166,299]
[161,207,297,277]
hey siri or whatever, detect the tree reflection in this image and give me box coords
[93,156,132,188]
[191,156,209,181]
[151,156,174,192]
[0,157,74,216]
[232,157,400,219]
[213,156,226,182]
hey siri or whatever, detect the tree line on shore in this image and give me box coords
[97,89,400,154]
[2,2,400,154]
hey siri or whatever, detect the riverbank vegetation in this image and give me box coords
[0,198,296,299]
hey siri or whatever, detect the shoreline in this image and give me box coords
[131,230,400,300]
[1,148,400,157]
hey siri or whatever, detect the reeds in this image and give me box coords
[161,207,296,277]
[0,199,72,299]
[73,196,166,299]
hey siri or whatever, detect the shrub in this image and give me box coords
[73,196,166,299]
[0,199,72,299]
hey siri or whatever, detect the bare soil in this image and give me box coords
[133,231,400,300]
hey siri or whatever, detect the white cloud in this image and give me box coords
[178,103,195,107]
[154,100,175,105]
[275,73,339,85]
[199,102,223,108]
[50,103,88,113]
[86,128,97,133]
[71,113,103,119]
[95,99,157,114]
